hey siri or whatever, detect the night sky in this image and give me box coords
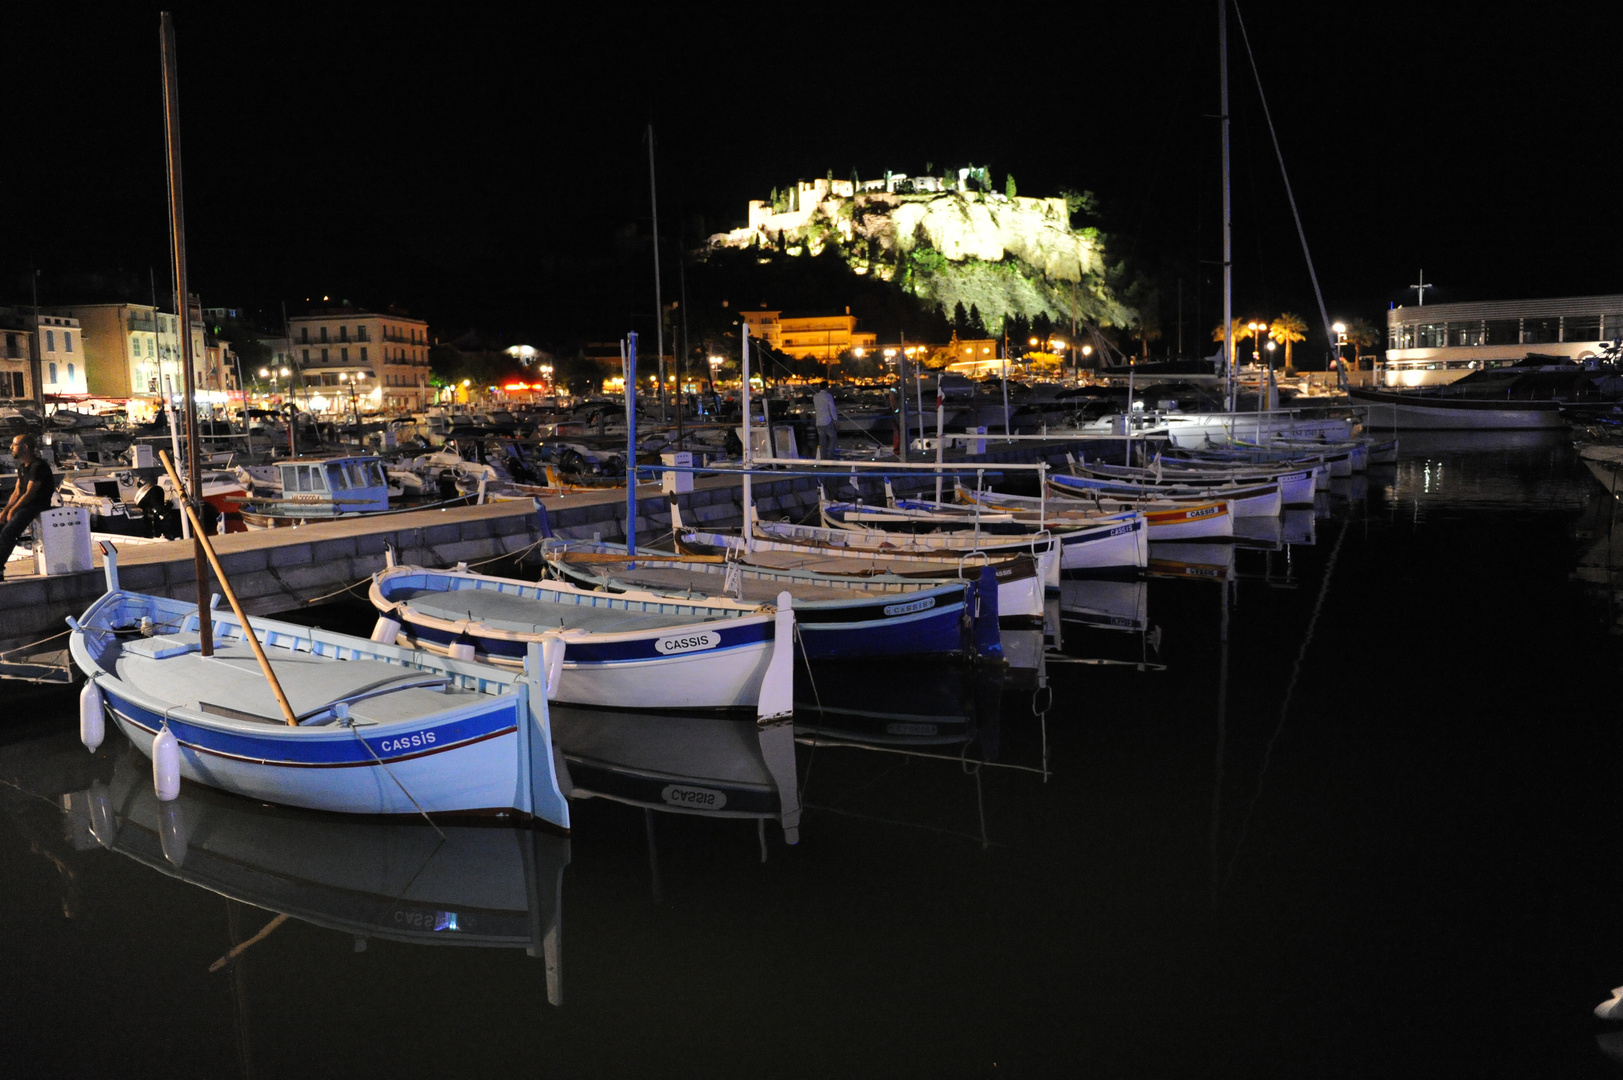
[8,4,1617,354]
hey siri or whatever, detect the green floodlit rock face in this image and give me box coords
[707,186,1137,334]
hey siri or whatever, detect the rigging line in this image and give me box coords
[348,720,447,839]
[1218,514,1350,896]
[1232,2,1334,350]
[792,736,1051,776]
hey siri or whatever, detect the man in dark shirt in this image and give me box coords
[0,433,54,579]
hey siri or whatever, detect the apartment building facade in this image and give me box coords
[288,307,431,413]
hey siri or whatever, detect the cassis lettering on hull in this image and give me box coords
[377,731,438,754]
[655,631,721,655]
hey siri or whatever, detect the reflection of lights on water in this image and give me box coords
[433,911,460,932]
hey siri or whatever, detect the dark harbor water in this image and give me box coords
[7,430,1623,1078]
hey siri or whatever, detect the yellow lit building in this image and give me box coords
[741,307,878,363]
[44,299,210,413]
[288,306,432,413]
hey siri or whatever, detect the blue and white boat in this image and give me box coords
[541,540,1000,660]
[233,455,407,529]
[69,587,570,829]
[368,565,797,715]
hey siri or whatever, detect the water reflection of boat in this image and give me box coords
[78,746,569,1003]
[551,707,800,843]
[1058,578,1148,632]
[1148,541,1235,581]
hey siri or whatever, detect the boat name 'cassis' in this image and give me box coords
[655,631,721,655]
[378,731,437,753]
[883,597,937,617]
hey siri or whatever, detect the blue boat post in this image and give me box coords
[625,331,637,570]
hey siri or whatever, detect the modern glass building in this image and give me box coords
[1382,294,1623,386]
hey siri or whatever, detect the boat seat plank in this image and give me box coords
[115,641,470,725]
[394,586,736,634]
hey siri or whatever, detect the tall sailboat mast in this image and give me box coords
[160,10,211,654]
[1218,0,1235,413]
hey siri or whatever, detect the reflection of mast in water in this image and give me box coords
[794,659,1048,847]
[1211,518,1351,901]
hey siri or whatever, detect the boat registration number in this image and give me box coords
[883,597,937,617]
[663,784,727,809]
[655,630,721,655]
[1188,506,1220,519]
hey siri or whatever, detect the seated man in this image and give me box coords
[0,434,55,579]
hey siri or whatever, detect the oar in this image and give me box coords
[159,450,300,728]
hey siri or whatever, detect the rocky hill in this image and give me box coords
[706,178,1137,336]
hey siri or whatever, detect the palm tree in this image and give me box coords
[1211,318,1255,352]
[1268,313,1308,375]
[1345,318,1382,369]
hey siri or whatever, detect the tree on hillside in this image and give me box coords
[1346,318,1382,369]
[1005,174,1017,199]
[952,301,969,337]
[1268,312,1308,374]
[968,304,987,338]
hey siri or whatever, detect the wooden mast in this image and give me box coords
[160,11,212,655]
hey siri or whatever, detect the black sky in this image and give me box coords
[7,4,1617,353]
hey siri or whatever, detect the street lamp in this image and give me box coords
[1332,322,1349,385]
[1247,321,1267,368]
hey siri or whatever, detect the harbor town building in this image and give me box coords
[287,306,432,413]
[1383,294,1623,387]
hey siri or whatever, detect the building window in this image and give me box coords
[341,347,349,363]
[358,326,369,341]
[300,327,309,344]
[67,363,74,383]
[44,330,54,352]
[302,348,310,363]
[320,326,328,343]
[1566,317,1601,342]
[64,332,73,352]
[321,348,329,362]
[48,363,57,384]
[360,347,368,362]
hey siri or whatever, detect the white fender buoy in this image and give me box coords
[152,726,181,802]
[87,780,119,849]
[449,640,476,662]
[1597,986,1623,1020]
[158,798,188,868]
[541,636,566,700]
[79,681,105,753]
[370,616,401,645]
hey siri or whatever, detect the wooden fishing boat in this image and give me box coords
[541,541,1000,660]
[1076,458,1318,507]
[960,483,1235,541]
[368,565,796,715]
[819,496,1148,574]
[69,586,570,828]
[670,524,1046,621]
[1047,471,1283,518]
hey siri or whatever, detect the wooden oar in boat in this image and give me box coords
[159,450,299,728]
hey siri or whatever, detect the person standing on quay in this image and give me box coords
[0,433,54,579]
[814,382,839,460]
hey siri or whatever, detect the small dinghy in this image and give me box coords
[369,564,796,715]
